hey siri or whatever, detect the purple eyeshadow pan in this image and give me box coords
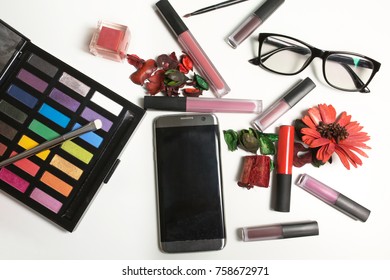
[17,69,48,93]
[49,88,80,112]
[81,107,113,132]
[30,188,62,213]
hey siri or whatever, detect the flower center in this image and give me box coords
[317,122,349,143]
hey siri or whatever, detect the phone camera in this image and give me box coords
[201,116,206,121]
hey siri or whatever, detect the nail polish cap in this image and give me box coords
[255,0,285,20]
[282,221,319,238]
[283,77,316,107]
[156,0,188,37]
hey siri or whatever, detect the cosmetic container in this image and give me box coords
[156,0,231,98]
[252,77,316,132]
[227,0,284,48]
[275,125,294,212]
[296,174,371,222]
[242,221,319,241]
[89,20,130,62]
[144,96,262,113]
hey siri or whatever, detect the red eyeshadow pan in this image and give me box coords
[0,142,6,156]
[10,151,40,177]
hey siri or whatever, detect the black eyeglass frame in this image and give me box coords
[252,33,381,93]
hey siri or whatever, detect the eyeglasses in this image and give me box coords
[250,33,381,93]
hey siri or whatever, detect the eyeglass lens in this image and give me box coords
[259,35,376,92]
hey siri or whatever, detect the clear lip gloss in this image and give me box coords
[227,0,285,48]
[156,0,231,98]
[241,221,319,242]
[252,77,316,132]
[296,173,371,222]
[144,96,262,113]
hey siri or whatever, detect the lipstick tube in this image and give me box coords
[227,0,285,48]
[144,96,262,113]
[156,0,231,98]
[252,77,316,132]
[242,221,319,242]
[296,174,371,222]
[275,125,294,212]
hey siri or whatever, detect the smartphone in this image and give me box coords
[153,114,226,253]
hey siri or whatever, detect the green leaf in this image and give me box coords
[259,135,276,155]
[223,130,238,151]
[194,74,209,90]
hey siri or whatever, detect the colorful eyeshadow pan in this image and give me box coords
[18,135,50,160]
[0,119,18,140]
[38,103,70,128]
[49,88,80,112]
[50,154,83,180]
[61,140,93,164]
[0,168,29,193]
[10,151,40,176]
[0,19,145,231]
[0,142,6,156]
[17,68,48,93]
[59,72,90,97]
[41,171,73,197]
[81,107,113,132]
[7,84,38,108]
[91,91,123,116]
[0,100,28,123]
[27,54,58,78]
[28,119,60,140]
[73,123,103,148]
[30,188,62,214]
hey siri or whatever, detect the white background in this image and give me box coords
[0,0,388,261]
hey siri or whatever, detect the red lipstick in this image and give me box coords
[275,125,294,212]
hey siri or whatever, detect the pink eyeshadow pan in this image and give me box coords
[30,188,62,213]
[0,168,29,193]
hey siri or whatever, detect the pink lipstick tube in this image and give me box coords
[242,221,319,242]
[156,0,231,98]
[252,77,316,132]
[144,96,262,113]
[296,174,371,222]
[227,0,285,48]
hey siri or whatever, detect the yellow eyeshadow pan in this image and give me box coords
[18,135,50,160]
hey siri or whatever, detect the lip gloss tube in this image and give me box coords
[144,96,262,113]
[275,125,294,212]
[242,221,319,242]
[227,0,285,48]
[296,174,371,222]
[252,77,316,132]
[156,0,231,98]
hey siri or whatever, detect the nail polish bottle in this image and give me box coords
[89,20,130,62]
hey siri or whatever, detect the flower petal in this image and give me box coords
[307,107,322,126]
[310,137,331,148]
[302,115,317,129]
[319,104,336,124]
[337,111,352,127]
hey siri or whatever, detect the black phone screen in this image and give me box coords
[155,124,225,244]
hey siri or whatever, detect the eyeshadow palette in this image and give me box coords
[0,19,145,231]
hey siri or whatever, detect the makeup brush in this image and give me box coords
[0,119,102,168]
[183,0,249,18]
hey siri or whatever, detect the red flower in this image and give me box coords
[300,104,370,169]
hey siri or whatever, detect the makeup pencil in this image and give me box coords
[0,119,102,168]
[183,0,249,18]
